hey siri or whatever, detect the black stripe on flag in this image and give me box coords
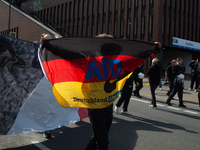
[0,34,43,135]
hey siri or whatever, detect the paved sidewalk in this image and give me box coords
[137,78,200,108]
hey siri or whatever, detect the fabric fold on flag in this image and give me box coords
[0,34,88,135]
[39,37,160,109]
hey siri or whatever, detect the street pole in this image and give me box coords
[8,0,11,36]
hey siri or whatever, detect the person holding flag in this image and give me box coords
[39,33,161,149]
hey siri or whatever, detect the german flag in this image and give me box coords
[39,37,160,109]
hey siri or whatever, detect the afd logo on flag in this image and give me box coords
[85,58,122,81]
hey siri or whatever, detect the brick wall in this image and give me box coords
[0,1,56,42]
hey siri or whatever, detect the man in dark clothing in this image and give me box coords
[114,72,139,115]
[86,104,113,150]
[133,64,144,98]
[165,59,176,95]
[147,58,161,109]
[166,57,186,107]
[85,34,115,150]
[188,59,199,92]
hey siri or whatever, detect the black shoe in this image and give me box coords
[166,102,172,106]
[43,131,52,139]
[179,104,186,108]
[136,95,142,98]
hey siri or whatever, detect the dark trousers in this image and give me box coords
[167,78,174,95]
[116,86,133,111]
[134,79,143,96]
[190,75,199,90]
[150,84,159,107]
[166,81,183,105]
[85,105,113,150]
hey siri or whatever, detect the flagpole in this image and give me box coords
[8,0,11,36]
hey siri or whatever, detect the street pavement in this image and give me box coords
[0,78,200,150]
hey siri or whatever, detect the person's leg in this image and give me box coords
[198,92,200,107]
[169,79,174,94]
[195,76,199,90]
[122,87,133,111]
[86,108,111,150]
[159,81,162,89]
[150,84,158,107]
[105,106,113,133]
[177,82,185,107]
[137,79,143,96]
[190,76,195,89]
[166,83,178,105]
[116,87,126,107]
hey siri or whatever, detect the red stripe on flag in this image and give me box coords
[43,55,145,84]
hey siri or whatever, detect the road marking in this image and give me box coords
[31,141,51,150]
[131,97,199,115]
[167,106,181,110]
[131,98,149,103]
[156,104,165,107]
[184,110,199,115]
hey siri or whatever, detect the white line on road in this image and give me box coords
[131,98,150,103]
[131,98,199,115]
[156,104,165,107]
[167,106,181,110]
[184,110,199,115]
[31,141,51,150]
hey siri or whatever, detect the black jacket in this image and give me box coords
[189,62,198,76]
[166,65,174,79]
[124,72,138,88]
[147,64,161,85]
[173,64,185,76]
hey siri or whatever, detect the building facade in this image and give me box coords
[1,0,200,75]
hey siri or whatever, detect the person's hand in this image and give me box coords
[40,37,46,45]
[33,41,39,45]
[154,42,162,48]
[191,60,194,62]
[136,82,139,86]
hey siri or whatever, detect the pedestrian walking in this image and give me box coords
[147,58,161,109]
[166,57,186,107]
[188,59,199,92]
[165,59,176,96]
[133,64,144,98]
[114,71,139,115]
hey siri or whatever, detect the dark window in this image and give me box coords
[43,9,46,24]
[78,0,81,36]
[114,0,118,37]
[53,6,56,28]
[134,0,138,39]
[120,0,125,38]
[61,4,64,29]
[47,8,49,24]
[82,0,86,36]
[50,7,52,26]
[57,5,60,30]
[65,3,68,30]
[97,0,101,35]
[127,0,131,38]
[69,2,72,36]
[102,0,106,33]
[87,0,91,36]
[108,0,112,35]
